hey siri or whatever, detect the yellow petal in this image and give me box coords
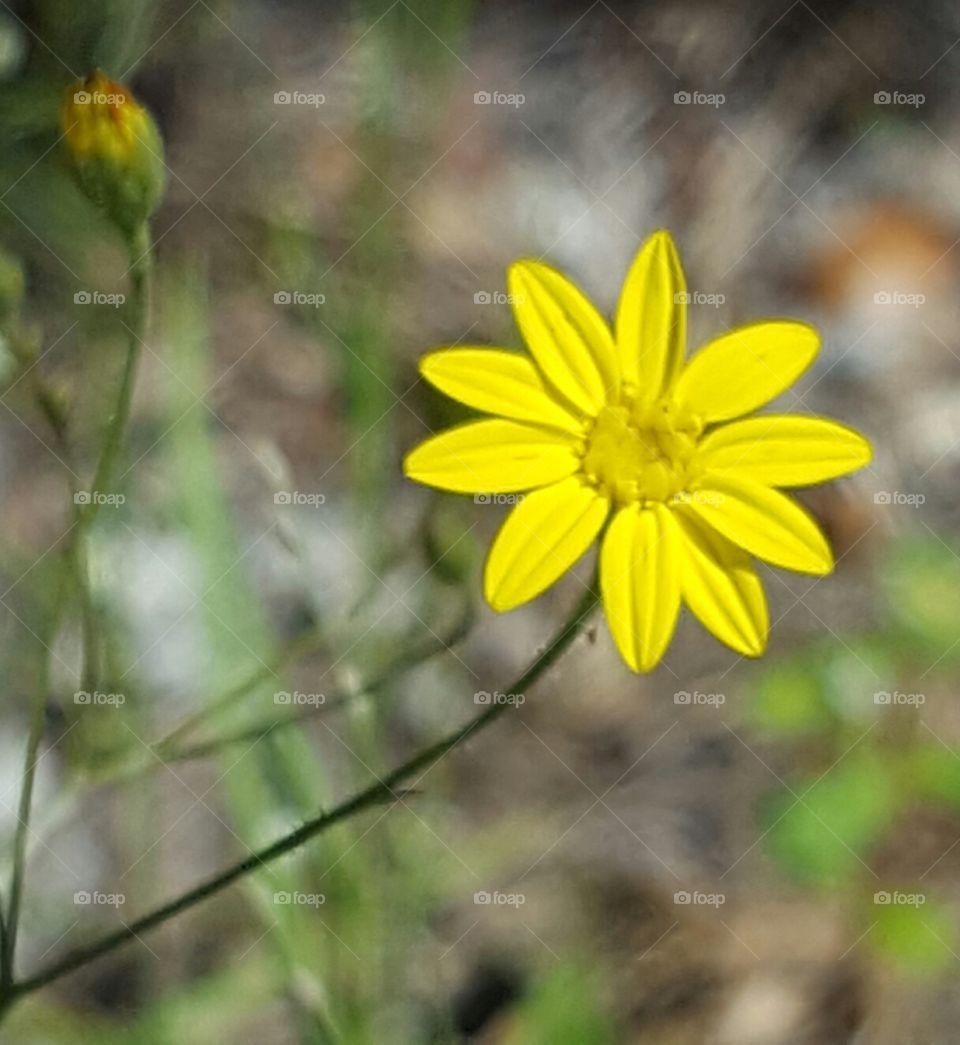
[688,473,833,575]
[484,478,609,611]
[600,503,680,672]
[673,507,767,656]
[675,321,819,423]
[615,229,686,399]
[508,259,618,415]
[404,420,580,494]
[698,415,872,486]
[419,348,584,435]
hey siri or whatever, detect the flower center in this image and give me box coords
[581,397,704,506]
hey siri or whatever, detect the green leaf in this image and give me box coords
[750,659,832,736]
[871,896,955,974]
[883,538,960,661]
[515,964,617,1045]
[765,751,900,885]
[907,743,960,811]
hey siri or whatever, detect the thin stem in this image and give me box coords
[29,372,100,693]
[9,583,598,1001]
[2,569,68,988]
[1,225,153,994]
[82,224,151,533]
[151,597,474,761]
[73,223,151,694]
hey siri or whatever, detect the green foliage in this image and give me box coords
[513,964,618,1045]
[882,537,960,664]
[753,533,960,978]
[871,898,956,975]
[764,750,900,886]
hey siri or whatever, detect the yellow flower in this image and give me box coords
[404,230,872,672]
[60,69,165,235]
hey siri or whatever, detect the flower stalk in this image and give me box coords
[0,582,598,1010]
[1,69,164,998]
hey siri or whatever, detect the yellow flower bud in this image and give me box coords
[60,70,166,237]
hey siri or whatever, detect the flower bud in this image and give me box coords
[60,70,166,236]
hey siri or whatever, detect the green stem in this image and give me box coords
[2,569,68,989]
[7,583,598,1002]
[82,224,151,533]
[1,225,153,993]
[151,596,474,761]
[73,223,151,694]
[30,372,100,693]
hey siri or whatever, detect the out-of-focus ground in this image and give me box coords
[3,0,960,1041]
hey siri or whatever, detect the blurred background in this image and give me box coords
[1,0,960,1041]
